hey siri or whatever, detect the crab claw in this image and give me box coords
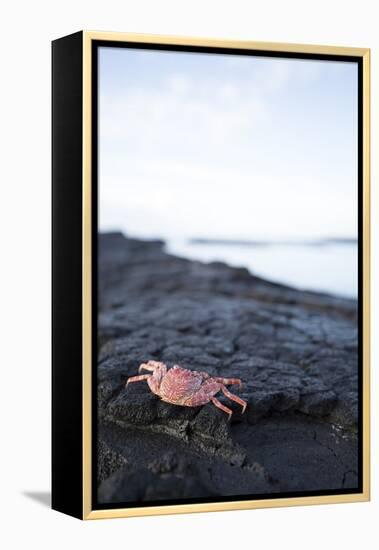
[139,360,162,373]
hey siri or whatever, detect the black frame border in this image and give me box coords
[52,31,84,519]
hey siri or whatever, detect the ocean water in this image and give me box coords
[166,239,358,299]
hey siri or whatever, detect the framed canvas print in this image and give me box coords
[52,31,370,520]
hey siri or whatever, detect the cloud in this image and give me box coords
[99,50,357,241]
[100,73,269,155]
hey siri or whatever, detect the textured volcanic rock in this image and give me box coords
[96,232,359,503]
[97,425,271,504]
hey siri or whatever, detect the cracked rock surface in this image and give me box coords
[97,233,359,503]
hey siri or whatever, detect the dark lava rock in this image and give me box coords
[298,390,337,417]
[107,387,158,425]
[330,391,359,429]
[98,464,215,503]
[189,405,230,442]
[96,232,359,501]
[97,423,273,503]
[97,440,127,483]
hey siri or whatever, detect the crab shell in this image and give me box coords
[126,361,247,418]
[150,365,213,406]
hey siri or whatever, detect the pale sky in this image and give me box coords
[98,46,358,241]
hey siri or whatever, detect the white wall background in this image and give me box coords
[0,1,377,548]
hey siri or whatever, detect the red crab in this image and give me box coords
[126,360,247,419]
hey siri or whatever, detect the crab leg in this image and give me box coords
[211,397,233,420]
[126,374,151,386]
[139,364,156,373]
[213,377,242,387]
[221,385,247,413]
[139,361,167,374]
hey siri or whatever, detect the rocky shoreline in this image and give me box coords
[97,232,359,503]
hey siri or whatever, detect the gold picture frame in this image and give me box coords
[52,31,370,520]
